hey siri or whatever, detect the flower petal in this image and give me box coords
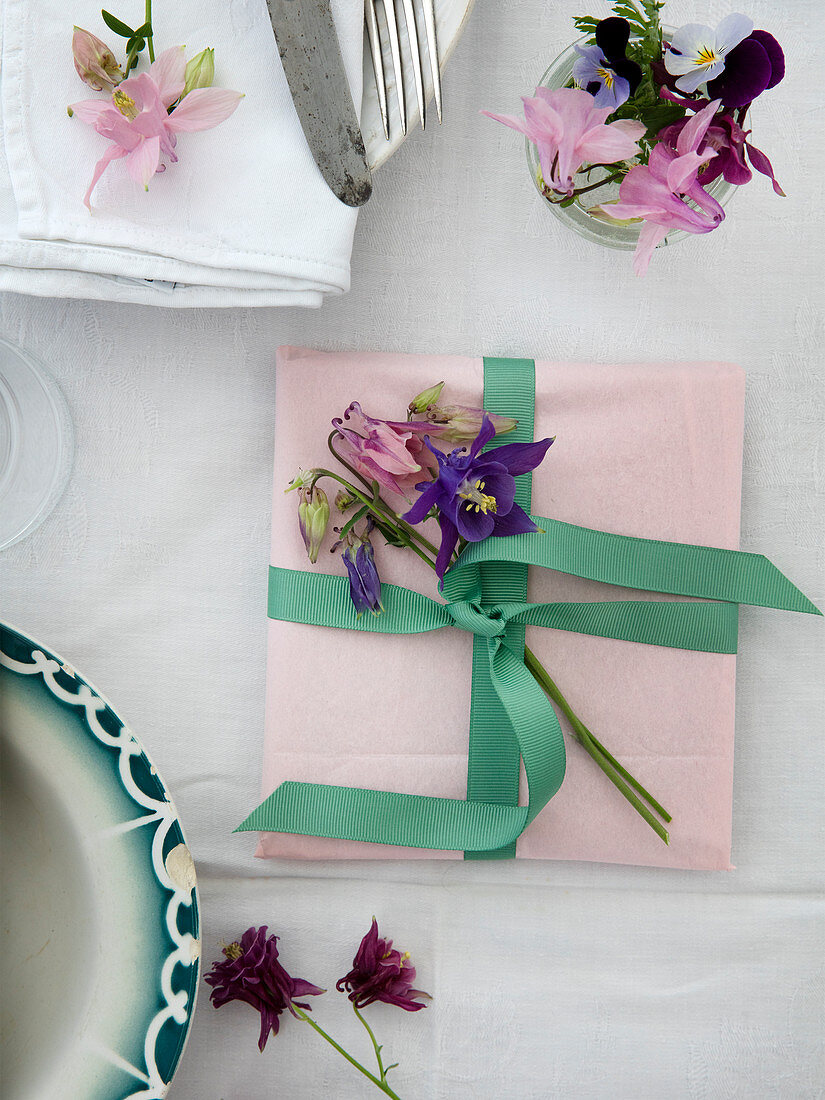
[750,29,785,88]
[577,117,644,163]
[166,87,243,132]
[483,435,554,476]
[633,221,669,276]
[490,503,539,537]
[707,37,772,108]
[149,45,187,106]
[435,516,459,579]
[402,480,441,525]
[83,143,128,209]
[480,109,530,136]
[715,13,754,53]
[125,134,161,189]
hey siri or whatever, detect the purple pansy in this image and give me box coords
[204,926,324,1051]
[336,919,430,1012]
[403,415,554,579]
[573,17,642,109]
[707,29,785,109]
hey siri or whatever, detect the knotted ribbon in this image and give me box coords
[238,359,819,857]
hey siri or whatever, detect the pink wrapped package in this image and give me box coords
[256,347,745,869]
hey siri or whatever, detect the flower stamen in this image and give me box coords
[113,89,138,119]
[458,478,497,515]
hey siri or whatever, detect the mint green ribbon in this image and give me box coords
[238,359,820,856]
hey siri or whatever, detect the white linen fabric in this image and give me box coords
[0,0,823,1096]
[0,0,363,307]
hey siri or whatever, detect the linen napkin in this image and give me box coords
[0,0,363,307]
[257,348,747,870]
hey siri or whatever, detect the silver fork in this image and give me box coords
[365,0,441,141]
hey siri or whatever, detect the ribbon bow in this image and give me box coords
[238,359,819,858]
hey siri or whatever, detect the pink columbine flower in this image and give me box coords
[333,402,441,499]
[594,99,726,276]
[69,45,242,209]
[483,87,645,197]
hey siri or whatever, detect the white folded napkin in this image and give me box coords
[0,0,363,307]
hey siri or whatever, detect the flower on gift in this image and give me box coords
[333,402,439,499]
[204,926,325,1052]
[408,383,518,443]
[337,919,430,1012]
[664,14,753,94]
[706,29,785,109]
[594,99,725,276]
[72,27,123,91]
[339,522,383,617]
[298,485,330,564]
[69,45,242,208]
[403,415,554,578]
[573,17,642,109]
[483,87,645,198]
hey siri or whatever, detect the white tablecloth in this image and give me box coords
[1,0,823,1095]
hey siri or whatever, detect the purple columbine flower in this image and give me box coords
[204,926,325,1051]
[403,415,554,579]
[707,29,784,109]
[341,525,383,616]
[336,919,430,1012]
[658,89,785,196]
[573,17,642,109]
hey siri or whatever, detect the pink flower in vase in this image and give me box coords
[483,87,645,197]
[69,45,242,208]
[594,99,726,276]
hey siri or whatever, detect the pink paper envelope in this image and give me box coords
[257,347,745,869]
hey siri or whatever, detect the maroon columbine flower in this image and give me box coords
[658,89,785,196]
[403,415,554,578]
[205,926,325,1051]
[337,919,430,1012]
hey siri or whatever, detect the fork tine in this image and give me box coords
[384,0,407,136]
[365,0,390,141]
[400,0,426,130]
[420,0,442,123]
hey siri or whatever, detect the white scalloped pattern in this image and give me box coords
[0,638,200,1100]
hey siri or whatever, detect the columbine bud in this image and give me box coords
[425,404,517,443]
[298,486,330,564]
[285,468,318,493]
[72,26,123,91]
[407,381,445,417]
[183,47,215,96]
[335,490,356,512]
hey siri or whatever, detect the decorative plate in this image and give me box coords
[363,0,477,168]
[0,623,200,1100]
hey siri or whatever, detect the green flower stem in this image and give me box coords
[523,645,671,845]
[145,0,154,61]
[291,1007,402,1100]
[326,433,440,558]
[311,469,434,570]
[354,1005,394,1085]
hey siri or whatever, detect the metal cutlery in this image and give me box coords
[365,0,441,141]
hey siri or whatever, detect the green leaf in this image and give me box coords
[101,9,134,37]
[132,20,152,36]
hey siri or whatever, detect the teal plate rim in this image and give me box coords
[0,621,201,1099]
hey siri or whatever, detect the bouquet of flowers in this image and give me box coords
[286,382,673,844]
[484,1,785,274]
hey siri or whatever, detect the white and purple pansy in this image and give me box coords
[664,13,753,94]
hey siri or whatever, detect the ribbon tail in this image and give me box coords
[236,782,528,852]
